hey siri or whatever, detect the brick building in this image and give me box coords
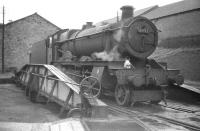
[143,0,200,48]
[143,0,200,82]
[0,13,60,71]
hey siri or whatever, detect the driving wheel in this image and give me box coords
[80,76,101,98]
[115,84,131,106]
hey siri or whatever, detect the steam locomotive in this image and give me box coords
[30,6,184,106]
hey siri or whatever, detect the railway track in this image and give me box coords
[155,102,200,115]
[107,103,200,131]
[144,99,200,116]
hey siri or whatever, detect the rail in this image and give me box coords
[107,103,200,131]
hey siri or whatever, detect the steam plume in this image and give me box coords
[93,45,120,61]
[93,27,125,61]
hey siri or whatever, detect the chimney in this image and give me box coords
[86,22,93,27]
[120,5,134,20]
[82,22,93,29]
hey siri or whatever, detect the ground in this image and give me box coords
[0,83,150,131]
[0,84,60,123]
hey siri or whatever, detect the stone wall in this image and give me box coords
[1,14,60,70]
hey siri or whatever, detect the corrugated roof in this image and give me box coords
[143,0,200,19]
[95,5,158,26]
[96,0,200,25]
[135,5,158,16]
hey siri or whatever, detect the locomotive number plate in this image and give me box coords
[137,26,149,34]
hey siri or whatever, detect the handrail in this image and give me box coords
[20,70,82,86]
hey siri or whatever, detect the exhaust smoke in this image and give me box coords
[93,45,120,61]
[93,28,125,61]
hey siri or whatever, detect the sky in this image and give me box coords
[0,0,183,29]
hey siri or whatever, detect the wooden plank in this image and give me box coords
[47,66,67,80]
[47,65,72,82]
[44,65,80,94]
[181,84,200,94]
[47,65,76,83]
[50,66,79,86]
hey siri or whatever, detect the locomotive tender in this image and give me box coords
[30,6,184,106]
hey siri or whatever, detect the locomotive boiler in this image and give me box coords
[31,5,184,106]
[56,6,157,60]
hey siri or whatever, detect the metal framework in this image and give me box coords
[14,64,102,117]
